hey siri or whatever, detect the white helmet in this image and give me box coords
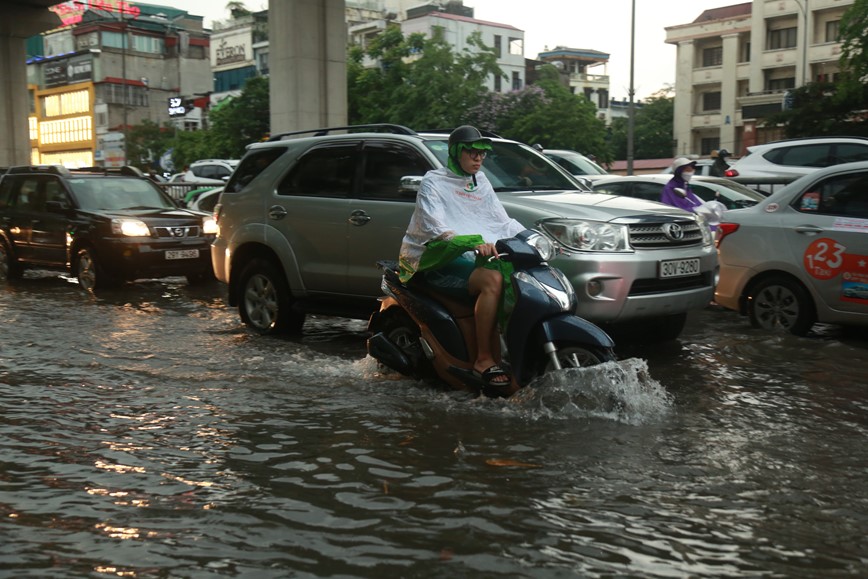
[672,157,697,173]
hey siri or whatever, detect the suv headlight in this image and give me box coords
[202,217,218,235]
[111,218,150,237]
[694,214,713,246]
[539,219,630,252]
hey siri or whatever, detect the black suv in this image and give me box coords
[0,165,217,290]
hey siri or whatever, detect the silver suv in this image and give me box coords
[211,125,718,339]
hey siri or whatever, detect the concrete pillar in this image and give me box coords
[269,0,347,135]
[0,4,59,166]
[673,40,695,156]
[719,33,739,153]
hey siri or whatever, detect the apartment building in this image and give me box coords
[666,0,851,157]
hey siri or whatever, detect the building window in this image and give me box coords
[767,77,795,92]
[494,74,501,92]
[702,91,721,111]
[702,46,723,67]
[598,89,609,109]
[700,138,720,156]
[826,20,840,43]
[494,35,502,58]
[767,27,797,50]
[512,71,521,91]
[509,37,523,56]
[131,34,164,54]
[101,31,127,49]
[739,40,751,63]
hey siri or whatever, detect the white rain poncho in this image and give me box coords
[398,167,525,280]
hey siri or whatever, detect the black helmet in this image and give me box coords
[448,125,491,149]
[718,148,731,157]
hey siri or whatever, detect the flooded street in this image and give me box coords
[1,272,866,578]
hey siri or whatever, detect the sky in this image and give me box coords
[165,0,739,100]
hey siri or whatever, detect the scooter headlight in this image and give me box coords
[514,271,574,312]
[525,231,557,261]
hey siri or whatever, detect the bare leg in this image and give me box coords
[468,267,509,383]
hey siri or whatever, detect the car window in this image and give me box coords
[227,147,285,192]
[795,172,868,218]
[834,143,868,164]
[277,143,357,198]
[68,177,175,210]
[0,176,12,209]
[198,191,220,213]
[593,182,628,196]
[633,182,663,202]
[765,144,831,168]
[214,165,232,178]
[360,141,432,201]
[10,177,45,211]
[547,151,606,176]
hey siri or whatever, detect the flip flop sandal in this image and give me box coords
[473,364,510,386]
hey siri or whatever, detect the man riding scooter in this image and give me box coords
[397,125,525,391]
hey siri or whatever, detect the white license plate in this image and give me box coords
[659,258,700,278]
[165,249,199,260]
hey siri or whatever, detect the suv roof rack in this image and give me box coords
[267,123,417,141]
[420,128,501,139]
[70,166,145,177]
[8,165,71,176]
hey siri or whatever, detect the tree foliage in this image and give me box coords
[466,65,610,161]
[607,89,675,160]
[206,75,271,158]
[763,81,868,138]
[840,0,868,83]
[348,24,502,128]
[124,119,174,172]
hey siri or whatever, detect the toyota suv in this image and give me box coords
[0,165,217,290]
[211,125,718,340]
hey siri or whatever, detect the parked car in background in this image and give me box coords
[592,174,766,209]
[211,125,717,340]
[660,158,719,177]
[727,136,868,179]
[187,187,222,214]
[0,165,217,290]
[543,149,608,183]
[183,159,239,185]
[715,161,868,335]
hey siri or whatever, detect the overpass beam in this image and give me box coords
[269,0,347,135]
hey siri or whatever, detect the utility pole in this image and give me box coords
[626,0,636,175]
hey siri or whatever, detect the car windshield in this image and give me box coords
[547,150,607,175]
[423,139,584,192]
[68,177,176,211]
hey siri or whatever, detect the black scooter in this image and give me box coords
[367,230,616,397]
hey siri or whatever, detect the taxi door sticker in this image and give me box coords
[803,237,868,304]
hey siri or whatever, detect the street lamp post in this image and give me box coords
[626,0,636,175]
[795,0,810,86]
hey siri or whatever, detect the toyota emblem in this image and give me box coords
[662,223,684,240]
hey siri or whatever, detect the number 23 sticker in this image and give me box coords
[803,237,846,280]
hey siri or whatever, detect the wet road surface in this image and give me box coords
[1,272,866,577]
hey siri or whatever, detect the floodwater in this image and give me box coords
[1,272,866,578]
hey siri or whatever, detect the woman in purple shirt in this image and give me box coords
[660,157,703,213]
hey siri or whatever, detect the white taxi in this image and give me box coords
[715,161,868,335]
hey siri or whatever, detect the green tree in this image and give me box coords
[763,81,868,138]
[125,119,174,172]
[468,65,609,161]
[170,129,212,172]
[840,0,868,83]
[206,75,271,158]
[348,24,501,128]
[608,89,675,160]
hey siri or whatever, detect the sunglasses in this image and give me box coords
[463,150,487,160]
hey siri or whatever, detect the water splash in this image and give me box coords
[511,358,673,424]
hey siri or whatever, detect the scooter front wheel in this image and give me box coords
[543,343,616,372]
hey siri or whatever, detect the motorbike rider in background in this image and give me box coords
[709,148,731,177]
[397,126,525,388]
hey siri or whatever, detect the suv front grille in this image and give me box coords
[628,221,704,248]
[154,226,201,238]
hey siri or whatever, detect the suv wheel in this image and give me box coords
[76,247,115,291]
[747,275,816,335]
[238,258,305,334]
[0,240,23,281]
